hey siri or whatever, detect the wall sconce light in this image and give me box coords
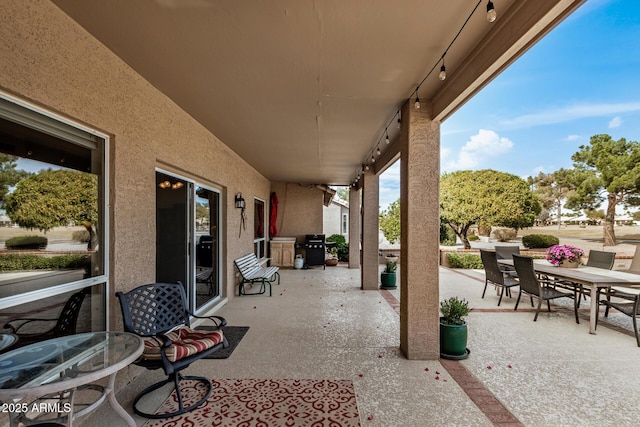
[235,193,246,209]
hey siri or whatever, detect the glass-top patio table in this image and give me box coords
[499,259,640,334]
[0,331,143,426]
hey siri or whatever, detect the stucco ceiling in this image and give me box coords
[51,0,584,185]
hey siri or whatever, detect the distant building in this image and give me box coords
[323,197,349,242]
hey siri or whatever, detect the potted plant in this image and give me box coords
[546,244,584,268]
[440,297,471,359]
[385,252,398,263]
[325,247,339,266]
[380,261,397,289]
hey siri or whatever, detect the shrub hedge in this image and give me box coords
[522,234,559,249]
[5,235,48,250]
[446,252,483,269]
[0,254,89,272]
[467,235,479,241]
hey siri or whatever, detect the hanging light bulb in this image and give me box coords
[439,57,447,81]
[365,164,370,170]
[397,113,401,129]
[376,146,381,156]
[486,1,497,22]
[385,130,390,144]
[414,86,421,109]
[371,155,376,163]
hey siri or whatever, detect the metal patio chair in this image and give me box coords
[597,286,640,346]
[512,254,579,323]
[116,283,228,419]
[480,249,519,306]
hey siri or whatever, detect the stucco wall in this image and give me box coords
[270,182,324,244]
[0,0,271,320]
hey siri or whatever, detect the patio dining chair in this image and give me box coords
[566,250,616,305]
[596,286,640,346]
[116,283,228,419]
[627,248,640,273]
[586,250,616,270]
[480,249,519,306]
[512,254,579,323]
[494,245,520,276]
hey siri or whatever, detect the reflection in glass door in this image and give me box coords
[156,172,190,293]
[195,186,220,310]
[156,171,221,312]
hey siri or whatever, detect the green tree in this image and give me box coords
[530,169,576,229]
[565,134,640,246]
[0,153,30,206]
[379,199,400,244]
[5,169,99,248]
[440,170,541,249]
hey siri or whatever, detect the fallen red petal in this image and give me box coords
[367,415,374,421]
[487,365,492,370]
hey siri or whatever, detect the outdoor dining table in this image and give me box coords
[499,258,640,334]
[0,331,143,426]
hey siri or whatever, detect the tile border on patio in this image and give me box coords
[379,286,524,426]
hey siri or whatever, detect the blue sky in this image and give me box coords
[380,0,640,211]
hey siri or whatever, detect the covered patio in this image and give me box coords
[81,266,640,426]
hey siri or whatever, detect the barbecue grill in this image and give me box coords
[304,234,326,269]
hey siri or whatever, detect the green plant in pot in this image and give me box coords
[380,261,397,289]
[440,297,471,359]
[325,247,339,266]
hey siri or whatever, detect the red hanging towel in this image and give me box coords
[269,192,278,238]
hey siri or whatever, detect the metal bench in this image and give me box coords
[234,253,280,296]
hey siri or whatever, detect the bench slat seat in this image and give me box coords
[234,253,280,296]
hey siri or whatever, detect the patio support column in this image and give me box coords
[399,99,441,359]
[348,186,361,269]
[360,169,379,290]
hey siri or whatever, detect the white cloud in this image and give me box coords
[500,102,640,129]
[445,129,513,171]
[565,134,580,141]
[379,161,400,210]
[608,116,622,128]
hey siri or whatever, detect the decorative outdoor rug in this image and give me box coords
[144,378,361,426]
[195,326,249,359]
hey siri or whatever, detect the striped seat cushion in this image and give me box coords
[143,327,224,362]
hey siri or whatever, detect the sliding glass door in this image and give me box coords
[156,171,221,313]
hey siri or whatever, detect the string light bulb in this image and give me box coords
[385,129,390,144]
[397,113,401,129]
[376,146,381,156]
[486,1,497,22]
[371,155,376,163]
[439,57,447,81]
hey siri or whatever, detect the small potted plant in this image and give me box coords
[380,261,397,289]
[325,247,339,266]
[385,252,398,263]
[546,244,584,268]
[440,297,471,359]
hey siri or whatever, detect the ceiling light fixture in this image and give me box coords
[414,87,421,109]
[397,112,401,129]
[385,129,390,144]
[487,1,497,22]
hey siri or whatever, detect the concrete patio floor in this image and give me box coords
[83,265,640,427]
